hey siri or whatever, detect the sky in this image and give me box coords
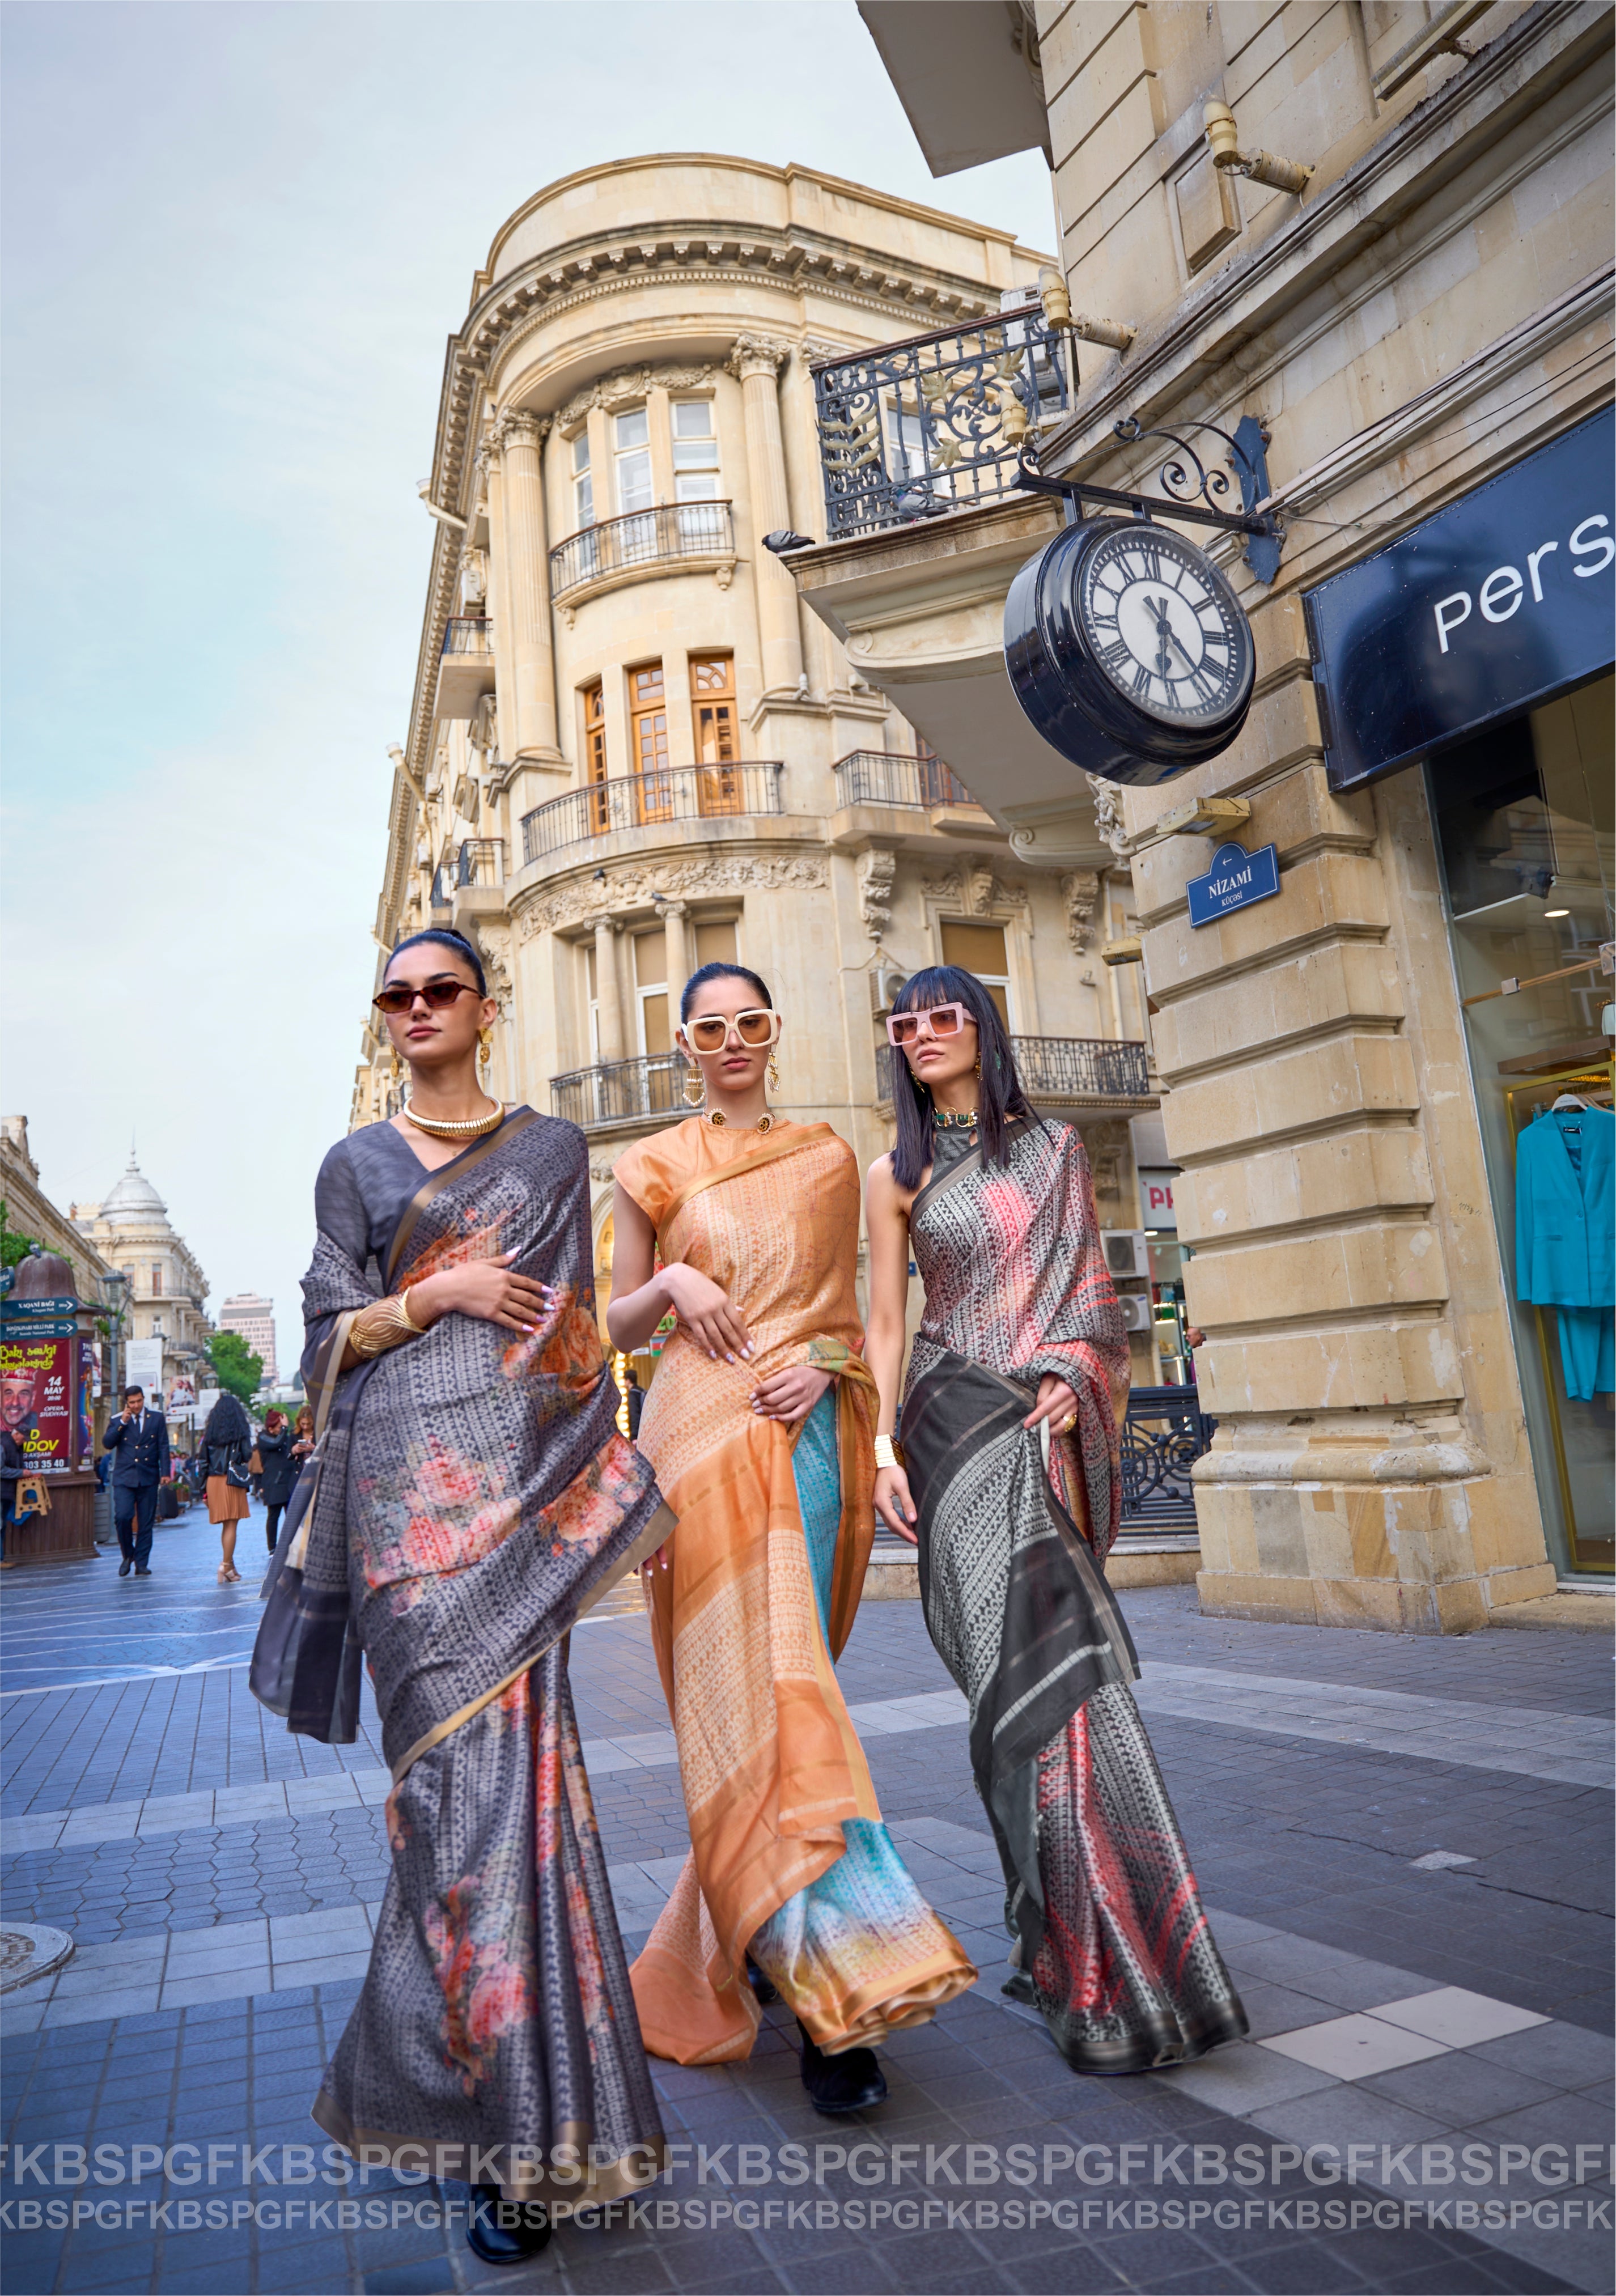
[0,0,1055,1376]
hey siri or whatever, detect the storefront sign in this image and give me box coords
[0,1335,74,1472]
[1306,410,1616,791]
[1138,1170,1178,1230]
[1186,841,1280,926]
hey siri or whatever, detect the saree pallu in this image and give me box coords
[251,1109,671,2202]
[617,1119,974,2064]
[902,1122,1247,2076]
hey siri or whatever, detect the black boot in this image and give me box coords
[118,1558,132,1577]
[1002,1972,1036,2005]
[466,2185,552,2267]
[746,1955,779,2006]
[798,2021,887,2115]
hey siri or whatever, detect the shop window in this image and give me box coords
[695,919,738,970]
[940,920,1011,1027]
[1430,675,1614,1577]
[671,400,720,503]
[634,929,669,1058]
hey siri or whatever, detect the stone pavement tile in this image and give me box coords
[1246,2086,1452,2153]
[44,1983,166,2028]
[1460,2087,1616,2153]
[1372,1989,1550,2050]
[1259,2015,1451,2081]
[1237,1980,1353,2040]
[162,1967,270,2010]
[1153,2041,1341,2114]
[1357,2050,1563,2126]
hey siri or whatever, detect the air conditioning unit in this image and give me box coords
[870,964,909,1020]
[1117,1293,1154,1331]
[1102,1229,1150,1281]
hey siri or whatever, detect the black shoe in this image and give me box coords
[466,2186,552,2267]
[798,2022,887,2115]
[1002,1972,1036,2005]
[747,1955,779,2006]
[117,1560,132,1577]
[134,1567,151,1576]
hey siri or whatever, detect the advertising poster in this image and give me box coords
[125,1337,164,1405]
[0,1334,74,1472]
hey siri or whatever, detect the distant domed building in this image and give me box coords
[73,1152,212,1406]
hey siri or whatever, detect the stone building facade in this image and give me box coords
[786,1,1613,1626]
[218,1293,278,1388]
[357,155,1168,1368]
[72,1155,213,1402]
[1,1118,116,1306]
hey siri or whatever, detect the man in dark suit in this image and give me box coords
[103,1385,170,1577]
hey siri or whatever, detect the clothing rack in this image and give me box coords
[1462,954,1604,1009]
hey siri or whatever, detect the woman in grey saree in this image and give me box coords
[867,966,1246,2078]
[251,930,670,2252]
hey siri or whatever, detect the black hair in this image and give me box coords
[122,1385,145,1400]
[385,928,487,998]
[888,964,1036,1191]
[678,961,771,1023]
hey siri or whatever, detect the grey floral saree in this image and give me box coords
[251,1109,671,2202]
[901,1118,1247,2076]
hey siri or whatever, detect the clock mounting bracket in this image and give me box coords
[1017,415,1284,584]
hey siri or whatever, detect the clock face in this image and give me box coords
[1078,526,1252,727]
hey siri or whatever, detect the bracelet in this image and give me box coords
[349,1291,425,1360]
[874,1433,905,1471]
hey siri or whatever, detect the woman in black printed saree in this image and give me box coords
[864,965,1246,2078]
[251,928,670,2267]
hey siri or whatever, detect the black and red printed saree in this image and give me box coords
[900,1117,1247,2076]
[251,1109,669,2203]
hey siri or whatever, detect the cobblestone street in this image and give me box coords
[3,1506,1610,2296]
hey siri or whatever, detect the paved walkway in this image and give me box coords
[2,1506,1611,2295]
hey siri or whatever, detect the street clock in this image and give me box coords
[1005,517,1256,786]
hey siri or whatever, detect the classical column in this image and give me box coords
[593,919,626,1066]
[727,334,804,696]
[661,901,689,1002]
[477,430,514,770]
[490,409,563,764]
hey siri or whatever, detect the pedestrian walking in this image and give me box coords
[865,966,1248,2076]
[199,1392,252,1584]
[256,1408,300,1555]
[251,925,668,2268]
[607,960,973,2108]
[103,1385,171,1578]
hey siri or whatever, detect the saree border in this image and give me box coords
[384,1106,539,1291]
[387,1500,677,1787]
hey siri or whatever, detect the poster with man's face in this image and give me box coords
[0,1339,72,1469]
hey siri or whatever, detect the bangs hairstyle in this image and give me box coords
[385,928,487,998]
[889,964,1035,1191]
[678,961,771,1024]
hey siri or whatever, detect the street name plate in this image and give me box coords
[1186,841,1280,927]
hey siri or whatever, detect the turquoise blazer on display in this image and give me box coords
[1514,1106,1614,1310]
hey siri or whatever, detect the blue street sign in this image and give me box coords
[0,1319,77,1339]
[0,1296,79,1318]
[1186,841,1280,927]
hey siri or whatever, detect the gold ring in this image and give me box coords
[1058,1412,1077,1434]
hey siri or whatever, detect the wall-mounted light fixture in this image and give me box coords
[1203,102,1314,196]
[1038,267,1135,353]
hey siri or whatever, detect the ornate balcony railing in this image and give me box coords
[455,838,505,888]
[811,304,1075,540]
[549,502,736,598]
[833,749,985,812]
[551,1052,686,1132]
[442,617,492,655]
[1118,1385,1216,1533]
[521,762,783,866]
[429,866,453,914]
[878,1035,1150,1106]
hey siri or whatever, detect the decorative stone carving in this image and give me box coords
[515,851,828,940]
[489,406,551,453]
[552,362,716,435]
[1060,870,1102,952]
[470,691,498,756]
[856,848,896,940]
[1084,773,1130,858]
[474,922,515,1017]
[725,332,792,380]
[921,861,1028,915]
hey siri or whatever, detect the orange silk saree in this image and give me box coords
[616,1117,974,2064]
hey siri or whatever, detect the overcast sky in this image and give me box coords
[0,0,1053,1373]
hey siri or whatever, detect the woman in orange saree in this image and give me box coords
[608,963,974,2112]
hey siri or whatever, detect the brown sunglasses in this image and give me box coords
[372,979,480,1016]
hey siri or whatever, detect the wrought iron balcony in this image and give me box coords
[442,618,493,656]
[833,749,986,812]
[879,1035,1151,1106]
[521,762,783,866]
[812,304,1075,540]
[429,866,453,915]
[455,838,505,888]
[1119,1385,1216,1533]
[551,1052,686,1132]
[549,502,736,599]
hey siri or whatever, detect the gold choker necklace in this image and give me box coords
[404,1097,505,1141]
[935,1107,979,1130]
[706,1109,774,1133]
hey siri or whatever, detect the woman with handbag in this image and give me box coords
[257,1409,300,1555]
[200,1391,252,1583]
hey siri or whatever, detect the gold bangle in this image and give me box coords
[396,1287,423,1334]
[874,1433,905,1471]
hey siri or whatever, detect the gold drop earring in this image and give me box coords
[682,1059,705,1107]
[478,1026,493,1079]
[767,1050,781,1094]
[389,1046,404,1085]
